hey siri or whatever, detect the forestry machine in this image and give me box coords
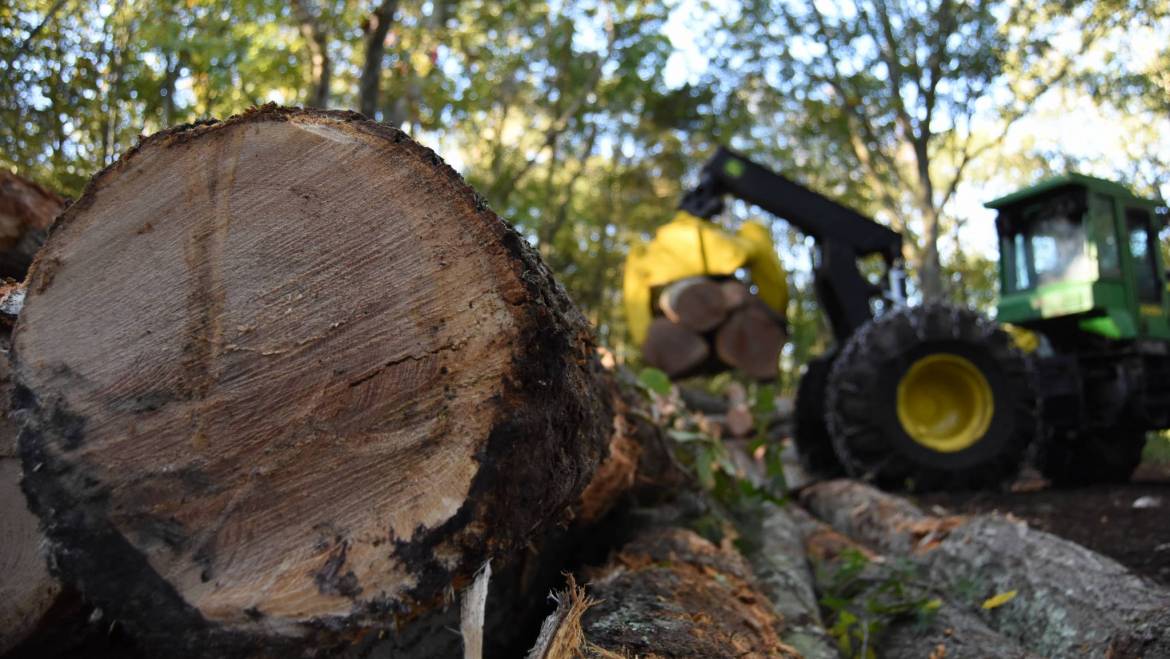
[624,147,1170,490]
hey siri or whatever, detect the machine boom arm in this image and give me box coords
[680,147,904,341]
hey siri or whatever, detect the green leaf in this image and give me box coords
[666,429,708,443]
[751,382,777,416]
[695,445,716,490]
[637,367,672,395]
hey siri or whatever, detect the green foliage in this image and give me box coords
[636,366,672,396]
[635,375,787,508]
[3,0,1165,370]
[818,549,940,659]
[1142,431,1170,466]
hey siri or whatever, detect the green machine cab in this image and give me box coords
[990,174,1170,341]
[986,175,1170,485]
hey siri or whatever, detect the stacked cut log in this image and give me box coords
[643,275,786,380]
[0,173,64,655]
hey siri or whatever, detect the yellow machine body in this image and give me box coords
[623,211,788,345]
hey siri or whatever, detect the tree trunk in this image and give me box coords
[918,202,944,302]
[0,170,63,280]
[800,480,1170,658]
[12,107,613,656]
[358,0,398,118]
[293,1,331,108]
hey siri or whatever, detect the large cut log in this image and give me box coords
[529,526,802,658]
[801,480,1170,658]
[0,170,63,279]
[13,107,613,655]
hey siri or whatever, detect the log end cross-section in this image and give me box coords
[12,106,612,653]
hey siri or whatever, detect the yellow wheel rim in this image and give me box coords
[896,353,994,453]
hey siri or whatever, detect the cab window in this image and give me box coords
[1126,208,1160,302]
[1091,193,1121,277]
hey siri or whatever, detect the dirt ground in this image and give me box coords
[919,463,1170,587]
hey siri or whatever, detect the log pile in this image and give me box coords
[4,107,1168,658]
[642,275,786,380]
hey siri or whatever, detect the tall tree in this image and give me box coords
[713,0,1122,301]
[358,0,398,117]
[293,0,333,107]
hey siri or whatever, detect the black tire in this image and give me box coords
[1037,428,1147,487]
[793,352,845,477]
[825,304,1037,491]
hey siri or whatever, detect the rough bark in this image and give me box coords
[12,106,613,656]
[738,502,839,659]
[801,479,1170,658]
[578,527,801,658]
[0,170,64,279]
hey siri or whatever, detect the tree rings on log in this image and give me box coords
[657,276,727,332]
[641,316,709,377]
[12,107,611,654]
[715,301,785,380]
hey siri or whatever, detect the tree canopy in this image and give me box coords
[2,0,1167,381]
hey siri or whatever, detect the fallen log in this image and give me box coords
[531,526,802,658]
[0,170,63,279]
[801,479,1170,658]
[792,506,1036,659]
[738,502,838,659]
[13,107,614,655]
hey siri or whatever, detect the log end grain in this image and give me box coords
[13,106,612,652]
